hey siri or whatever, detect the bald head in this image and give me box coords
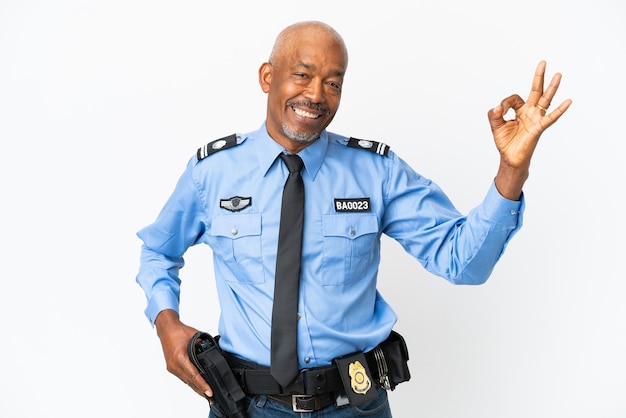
[268,21,348,69]
[259,21,348,153]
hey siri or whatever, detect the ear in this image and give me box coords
[258,62,272,93]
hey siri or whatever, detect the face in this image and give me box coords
[259,30,347,152]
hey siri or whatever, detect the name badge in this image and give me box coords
[334,198,371,212]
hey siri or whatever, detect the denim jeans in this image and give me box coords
[209,386,392,417]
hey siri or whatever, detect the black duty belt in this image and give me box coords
[224,351,348,396]
[223,350,381,412]
[222,330,411,413]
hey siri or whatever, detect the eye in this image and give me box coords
[326,81,342,94]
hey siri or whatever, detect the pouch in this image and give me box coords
[373,330,411,390]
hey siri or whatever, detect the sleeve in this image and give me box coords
[381,155,524,285]
[135,158,208,325]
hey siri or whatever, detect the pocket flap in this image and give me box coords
[211,214,261,238]
[323,214,378,239]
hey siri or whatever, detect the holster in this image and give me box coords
[187,331,247,418]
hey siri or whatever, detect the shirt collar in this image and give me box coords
[252,121,328,181]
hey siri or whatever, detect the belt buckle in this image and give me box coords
[292,394,315,413]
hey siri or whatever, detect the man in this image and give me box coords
[136,21,571,417]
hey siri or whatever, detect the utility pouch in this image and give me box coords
[371,330,411,391]
[187,331,247,418]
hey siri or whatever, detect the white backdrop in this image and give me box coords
[1,1,624,417]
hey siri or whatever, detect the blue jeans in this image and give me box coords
[209,386,392,417]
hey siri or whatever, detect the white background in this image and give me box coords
[1,1,624,417]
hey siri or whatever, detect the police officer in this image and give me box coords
[136,21,571,417]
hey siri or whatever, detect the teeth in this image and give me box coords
[293,107,320,119]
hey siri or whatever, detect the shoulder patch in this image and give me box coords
[197,134,239,161]
[347,137,390,156]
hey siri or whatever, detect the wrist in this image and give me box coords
[494,164,528,201]
[155,309,181,336]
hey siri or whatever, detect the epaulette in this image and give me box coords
[196,134,239,161]
[347,137,390,156]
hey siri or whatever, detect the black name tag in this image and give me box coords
[334,198,371,212]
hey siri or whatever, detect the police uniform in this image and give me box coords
[136,121,523,376]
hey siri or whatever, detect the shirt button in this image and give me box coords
[231,228,238,235]
[297,313,301,320]
[349,228,355,236]
[510,210,518,216]
[304,357,311,364]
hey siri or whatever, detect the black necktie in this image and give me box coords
[270,153,305,387]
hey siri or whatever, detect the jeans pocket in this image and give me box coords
[351,387,392,417]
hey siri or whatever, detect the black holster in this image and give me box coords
[187,331,247,418]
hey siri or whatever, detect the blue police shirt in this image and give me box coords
[136,122,524,369]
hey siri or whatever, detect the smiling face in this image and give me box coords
[259,22,348,153]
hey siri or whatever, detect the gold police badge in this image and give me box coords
[349,360,372,395]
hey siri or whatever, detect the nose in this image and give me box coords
[303,78,324,104]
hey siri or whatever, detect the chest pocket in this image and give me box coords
[210,214,264,284]
[322,214,379,285]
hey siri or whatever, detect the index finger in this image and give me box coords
[187,369,214,398]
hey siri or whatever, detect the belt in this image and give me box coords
[223,349,382,412]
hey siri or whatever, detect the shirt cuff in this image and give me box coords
[144,288,180,327]
[479,181,525,228]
